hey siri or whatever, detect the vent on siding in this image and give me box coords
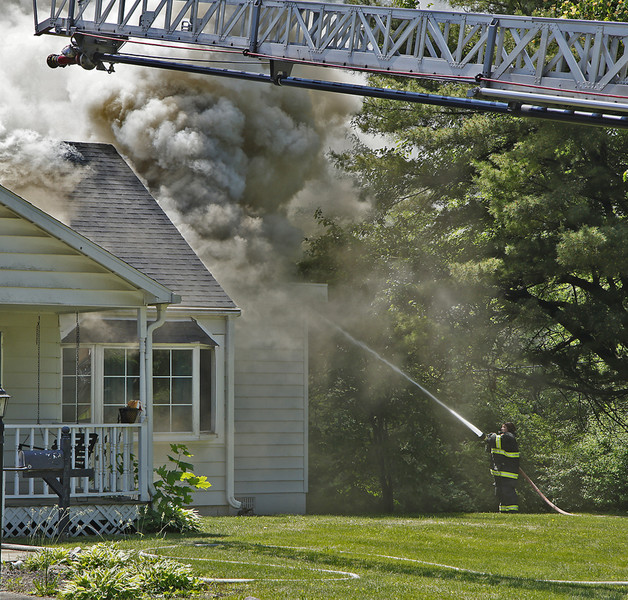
[236,496,256,515]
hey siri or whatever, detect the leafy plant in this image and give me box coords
[24,547,71,596]
[67,543,134,570]
[24,547,72,571]
[138,557,204,596]
[139,443,211,533]
[138,504,203,534]
[33,571,62,597]
[115,451,139,484]
[29,543,208,600]
[59,566,142,600]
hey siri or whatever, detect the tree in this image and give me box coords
[301,0,628,513]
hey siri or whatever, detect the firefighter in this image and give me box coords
[486,422,520,513]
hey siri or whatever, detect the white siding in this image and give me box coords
[0,205,151,308]
[233,315,308,514]
[0,312,61,424]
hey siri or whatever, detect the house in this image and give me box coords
[0,142,322,536]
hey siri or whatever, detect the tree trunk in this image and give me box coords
[371,415,395,513]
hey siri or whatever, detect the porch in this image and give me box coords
[2,423,147,537]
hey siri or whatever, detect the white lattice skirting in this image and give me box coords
[4,504,139,538]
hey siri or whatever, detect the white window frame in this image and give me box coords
[61,342,216,439]
[61,345,94,424]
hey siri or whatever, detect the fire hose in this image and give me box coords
[518,467,573,516]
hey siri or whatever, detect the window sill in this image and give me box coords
[154,432,219,443]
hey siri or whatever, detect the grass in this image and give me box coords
[19,513,628,599]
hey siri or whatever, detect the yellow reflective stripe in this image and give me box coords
[492,434,519,458]
[490,469,519,479]
[491,448,520,458]
[499,505,519,512]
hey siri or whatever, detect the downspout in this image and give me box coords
[225,315,242,510]
[137,308,149,501]
[145,303,169,496]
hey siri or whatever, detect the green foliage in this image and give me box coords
[140,443,210,533]
[25,547,72,571]
[27,543,206,600]
[26,548,69,597]
[138,557,204,596]
[59,566,142,600]
[139,504,203,534]
[548,0,628,20]
[154,444,212,507]
[67,544,135,569]
[536,416,628,511]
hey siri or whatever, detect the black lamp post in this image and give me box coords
[0,386,10,584]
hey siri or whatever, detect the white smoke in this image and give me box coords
[0,0,368,304]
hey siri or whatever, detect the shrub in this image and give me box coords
[139,557,204,595]
[37,543,207,599]
[24,547,72,571]
[59,566,142,600]
[68,543,135,570]
[139,443,210,534]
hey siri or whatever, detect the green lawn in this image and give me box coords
[57,513,628,599]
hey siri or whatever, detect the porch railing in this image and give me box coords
[4,423,144,501]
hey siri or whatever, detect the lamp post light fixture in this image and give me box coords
[0,385,10,586]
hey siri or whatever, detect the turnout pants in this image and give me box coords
[494,477,518,513]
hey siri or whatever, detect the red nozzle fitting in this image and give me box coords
[47,45,96,70]
[47,53,77,68]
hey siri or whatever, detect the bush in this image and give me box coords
[138,504,203,534]
[138,557,204,595]
[59,566,142,600]
[30,543,207,599]
[139,443,210,534]
[68,543,135,570]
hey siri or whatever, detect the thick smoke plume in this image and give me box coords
[1,0,367,305]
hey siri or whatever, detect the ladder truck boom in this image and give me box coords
[34,0,628,128]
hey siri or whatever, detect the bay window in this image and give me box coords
[62,343,214,435]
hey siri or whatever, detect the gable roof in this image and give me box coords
[0,184,180,309]
[65,142,238,312]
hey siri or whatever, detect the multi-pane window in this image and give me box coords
[153,349,193,432]
[62,347,92,423]
[103,348,140,423]
[61,345,213,434]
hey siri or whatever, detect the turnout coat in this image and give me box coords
[486,431,520,480]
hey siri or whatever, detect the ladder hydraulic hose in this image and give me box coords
[33,0,628,127]
[68,51,628,130]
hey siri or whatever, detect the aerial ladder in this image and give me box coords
[33,0,628,128]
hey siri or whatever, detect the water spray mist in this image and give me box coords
[319,315,485,438]
[320,314,574,515]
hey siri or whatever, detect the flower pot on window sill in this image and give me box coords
[118,407,140,424]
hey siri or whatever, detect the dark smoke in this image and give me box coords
[1,0,369,305]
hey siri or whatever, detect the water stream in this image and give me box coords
[320,316,485,438]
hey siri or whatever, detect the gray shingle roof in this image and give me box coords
[66,142,237,310]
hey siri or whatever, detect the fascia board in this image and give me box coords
[0,185,181,306]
